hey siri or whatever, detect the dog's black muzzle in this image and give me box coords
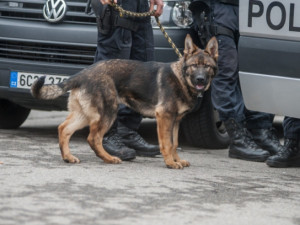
[195,74,208,92]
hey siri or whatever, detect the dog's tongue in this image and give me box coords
[196,84,204,90]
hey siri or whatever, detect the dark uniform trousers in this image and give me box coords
[94,0,154,131]
[211,2,275,129]
[284,117,300,140]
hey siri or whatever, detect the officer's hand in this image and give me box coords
[100,0,117,5]
[149,0,164,17]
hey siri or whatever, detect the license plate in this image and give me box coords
[10,71,69,89]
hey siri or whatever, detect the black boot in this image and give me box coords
[225,119,270,162]
[103,128,136,161]
[250,128,282,155]
[266,138,300,167]
[118,123,160,157]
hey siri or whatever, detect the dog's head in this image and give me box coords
[182,34,218,95]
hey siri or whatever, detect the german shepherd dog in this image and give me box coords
[31,35,218,169]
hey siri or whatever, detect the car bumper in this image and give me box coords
[0,58,82,110]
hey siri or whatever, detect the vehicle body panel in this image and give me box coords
[239,0,300,119]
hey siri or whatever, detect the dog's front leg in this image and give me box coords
[156,111,183,169]
[172,119,190,167]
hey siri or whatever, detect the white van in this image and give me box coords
[239,0,300,118]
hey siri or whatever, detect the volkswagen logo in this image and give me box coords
[43,0,67,23]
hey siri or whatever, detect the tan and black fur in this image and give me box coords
[31,35,218,169]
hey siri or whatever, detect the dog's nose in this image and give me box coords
[196,76,205,84]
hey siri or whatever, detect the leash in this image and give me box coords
[110,1,183,58]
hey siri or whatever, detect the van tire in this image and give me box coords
[181,89,229,149]
[0,99,31,129]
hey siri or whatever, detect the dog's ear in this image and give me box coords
[183,34,199,58]
[205,37,219,62]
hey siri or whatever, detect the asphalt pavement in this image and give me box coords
[0,110,300,225]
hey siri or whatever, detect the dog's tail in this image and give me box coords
[31,76,76,100]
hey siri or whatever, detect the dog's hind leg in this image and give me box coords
[58,112,88,163]
[87,117,122,164]
[171,119,190,167]
[156,110,183,169]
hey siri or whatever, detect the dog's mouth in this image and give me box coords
[195,84,206,91]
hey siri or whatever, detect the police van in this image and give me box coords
[2,0,297,149]
[239,0,300,118]
[0,0,229,149]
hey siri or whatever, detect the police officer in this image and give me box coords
[92,0,164,160]
[189,0,282,162]
[266,117,300,167]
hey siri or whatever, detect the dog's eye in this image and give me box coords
[204,64,211,69]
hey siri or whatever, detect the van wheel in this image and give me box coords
[180,89,229,149]
[0,99,31,129]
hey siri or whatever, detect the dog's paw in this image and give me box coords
[111,157,122,164]
[104,156,122,164]
[166,162,184,169]
[63,155,80,163]
[180,160,190,167]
